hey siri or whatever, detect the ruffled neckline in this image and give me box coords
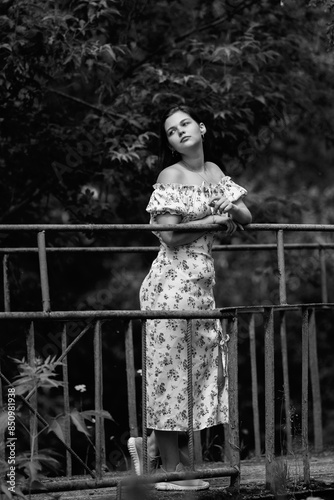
[153,176,231,190]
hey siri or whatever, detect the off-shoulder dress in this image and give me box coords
[140,176,247,431]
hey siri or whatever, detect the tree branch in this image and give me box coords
[47,1,258,115]
[120,0,258,81]
[46,89,125,119]
[0,180,51,223]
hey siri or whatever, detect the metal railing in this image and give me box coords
[0,223,333,495]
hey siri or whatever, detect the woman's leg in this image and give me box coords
[154,430,210,491]
[154,430,180,471]
[147,431,160,457]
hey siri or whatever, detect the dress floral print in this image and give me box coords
[140,176,247,431]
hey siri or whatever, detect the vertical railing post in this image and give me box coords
[308,309,323,453]
[1,253,10,457]
[0,359,4,461]
[227,313,240,489]
[319,248,328,304]
[264,308,275,491]
[276,230,287,305]
[279,312,292,453]
[317,245,327,453]
[301,308,310,484]
[37,231,51,312]
[27,321,38,457]
[61,323,72,476]
[221,318,230,463]
[248,313,261,459]
[125,321,139,437]
[94,320,105,478]
[3,254,11,312]
[141,320,148,475]
[186,320,195,471]
[276,230,292,453]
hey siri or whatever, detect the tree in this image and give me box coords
[0,0,333,227]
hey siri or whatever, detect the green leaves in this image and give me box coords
[70,408,91,436]
[11,356,64,396]
[14,451,61,488]
[68,408,114,446]
[211,44,242,62]
[48,416,67,442]
[49,408,114,443]
[0,0,331,226]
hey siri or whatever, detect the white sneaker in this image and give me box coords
[127,437,160,475]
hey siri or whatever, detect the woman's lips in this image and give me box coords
[180,136,190,143]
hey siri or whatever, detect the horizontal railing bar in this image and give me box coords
[37,467,239,492]
[0,310,237,320]
[0,303,333,320]
[0,223,334,232]
[120,467,239,487]
[1,243,334,253]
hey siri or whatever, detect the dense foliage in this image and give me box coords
[1,0,334,226]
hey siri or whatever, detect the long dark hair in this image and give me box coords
[158,105,205,170]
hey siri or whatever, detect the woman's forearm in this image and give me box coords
[161,215,216,247]
[229,204,252,224]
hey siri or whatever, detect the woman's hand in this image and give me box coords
[212,214,243,235]
[209,196,234,215]
[209,196,252,225]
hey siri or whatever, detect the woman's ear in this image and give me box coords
[199,123,206,136]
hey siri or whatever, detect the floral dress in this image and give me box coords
[140,176,247,431]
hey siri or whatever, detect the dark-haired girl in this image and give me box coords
[128,105,251,491]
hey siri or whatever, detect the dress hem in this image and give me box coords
[147,421,229,432]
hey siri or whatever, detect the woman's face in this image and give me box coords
[164,110,205,154]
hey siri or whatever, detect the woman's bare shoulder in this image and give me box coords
[205,161,225,181]
[156,164,184,184]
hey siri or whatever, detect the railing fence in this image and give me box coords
[0,223,333,495]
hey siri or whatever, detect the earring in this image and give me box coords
[171,149,177,156]
[201,134,205,142]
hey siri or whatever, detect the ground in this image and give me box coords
[23,453,334,500]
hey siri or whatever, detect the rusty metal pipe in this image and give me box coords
[2,242,334,253]
[0,303,333,320]
[37,231,51,312]
[2,254,10,312]
[0,223,334,232]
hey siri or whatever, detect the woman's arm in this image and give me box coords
[210,197,252,225]
[156,212,231,247]
[153,166,241,247]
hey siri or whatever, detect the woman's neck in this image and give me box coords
[181,153,205,171]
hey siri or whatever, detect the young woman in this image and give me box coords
[128,105,252,491]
